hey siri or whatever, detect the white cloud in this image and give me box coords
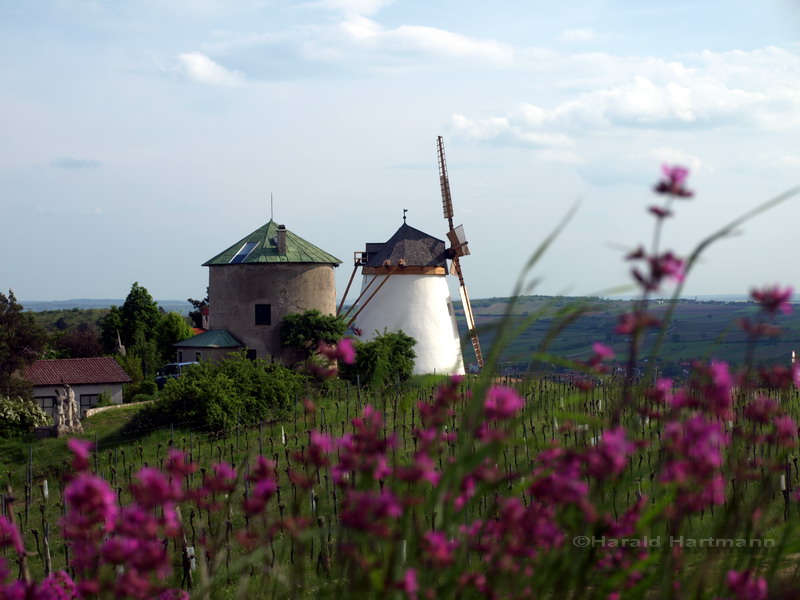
[559,28,599,44]
[451,46,800,147]
[208,15,516,76]
[381,25,514,63]
[177,52,245,86]
[451,113,573,148]
[312,0,394,16]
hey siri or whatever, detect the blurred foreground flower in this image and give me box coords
[654,164,693,197]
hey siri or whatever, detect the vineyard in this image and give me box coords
[3,367,800,598]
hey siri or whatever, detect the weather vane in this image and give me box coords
[403,208,408,223]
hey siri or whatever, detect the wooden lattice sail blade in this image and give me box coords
[446,225,470,257]
[458,281,484,368]
[437,136,455,222]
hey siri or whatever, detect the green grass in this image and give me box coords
[5,373,800,597]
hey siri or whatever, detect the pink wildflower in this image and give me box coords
[648,377,674,406]
[773,415,797,447]
[614,311,661,335]
[648,205,672,219]
[395,453,440,486]
[592,342,615,361]
[67,438,93,472]
[35,570,77,599]
[340,489,403,537]
[483,386,524,420]
[631,251,686,291]
[318,338,357,365]
[587,427,635,479]
[399,569,418,599]
[165,450,197,477]
[206,462,237,493]
[726,570,767,600]
[63,473,119,534]
[332,405,394,486]
[654,164,693,197]
[661,415,729,513]
[422,531,457,566]
[751,285,793,316]
[336,338,356,364]
[0,516,24,555]
[303,430,334,467]
[743,396,779,424]
[131,467,182,508]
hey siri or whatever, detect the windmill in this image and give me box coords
[335,137,481,375]
[437,136,484,369]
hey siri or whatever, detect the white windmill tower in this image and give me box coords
[339,137,483,375]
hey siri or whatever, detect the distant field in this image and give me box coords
[22,299,192,313]
[454,295,800,370]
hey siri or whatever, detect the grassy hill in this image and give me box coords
[454,295,799,372]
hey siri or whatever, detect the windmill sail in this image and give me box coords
[437,136,484,369]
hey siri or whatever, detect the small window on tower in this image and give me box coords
[255,304,271,326]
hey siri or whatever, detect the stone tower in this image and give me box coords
[203,220,341,361]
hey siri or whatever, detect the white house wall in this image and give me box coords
[353,274,465,375]
[33,383,124,423]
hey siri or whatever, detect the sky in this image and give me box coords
[2,0,800,305]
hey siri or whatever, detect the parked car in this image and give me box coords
[155,362,198,390]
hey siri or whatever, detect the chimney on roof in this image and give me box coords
[277,225,287,254]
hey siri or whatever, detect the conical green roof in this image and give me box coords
[203,220,341,266]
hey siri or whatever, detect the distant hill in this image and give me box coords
[22,299,192,314]
[452,294,799,372]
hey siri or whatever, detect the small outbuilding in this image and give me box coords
[24,357,132,422]
[173,329,244,363]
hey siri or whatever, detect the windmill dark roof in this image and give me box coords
[364,223,447,268]
[203,220,342,266]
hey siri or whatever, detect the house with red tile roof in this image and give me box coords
[24,357,132,422]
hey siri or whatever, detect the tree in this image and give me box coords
[120,282,162,347]
[100,305,124,354]
[100,283,174,378]
[0,291,48,399]
[157,312,194,362]
[187,289,208,329]
[341,330,416,388]
[280,310,347,361]
[54,328,103,358]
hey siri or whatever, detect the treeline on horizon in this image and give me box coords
[25,293,800,376]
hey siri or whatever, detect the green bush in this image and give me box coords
[96,389,114,408]
[341,330,416,388]
[130,393,155,404]
[0,396,50,438]
[138,380,158,396]
[280,309,347,361]
[121,352,305,437]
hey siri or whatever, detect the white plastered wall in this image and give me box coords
[353,274,465,375]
